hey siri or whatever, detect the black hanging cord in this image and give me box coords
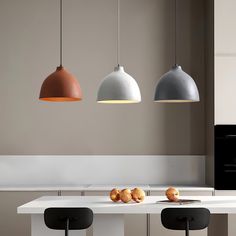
[60,0,63,67]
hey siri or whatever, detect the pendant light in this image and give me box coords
[154,0,199,103]
[39,0,82,102]
[97,0,141,104]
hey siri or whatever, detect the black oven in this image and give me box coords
[215,125,236,189]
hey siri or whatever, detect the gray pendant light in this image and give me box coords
[154,0,199,103]
[97,0,141,104]
[154,65,199,102]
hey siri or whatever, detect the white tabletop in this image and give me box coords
[17,196,236,214]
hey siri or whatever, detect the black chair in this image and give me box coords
[161,208,210,236]
[44,208,93,236]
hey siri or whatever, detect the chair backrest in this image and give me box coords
[161,208,210,231]
[44,208,93,230]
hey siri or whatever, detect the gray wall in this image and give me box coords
[205,0,214,186]
[0,0,206,155]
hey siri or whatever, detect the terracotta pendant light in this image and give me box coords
[97,0,141,104]
[39,0,82,102]
[154,0,199,103]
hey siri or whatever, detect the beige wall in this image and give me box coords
[0,0,206,155]
[214,0,236,124]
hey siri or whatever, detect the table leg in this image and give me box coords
[208,214,228,236]
[31,215,86,236]
[93,214,124,236]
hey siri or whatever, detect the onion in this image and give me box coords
[120,189,132,203]
[131,188,145,203]
[165,187,180,202]
[110,188,121,202]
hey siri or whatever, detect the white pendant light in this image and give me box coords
[154,0,199,103]
[97,0,141,104]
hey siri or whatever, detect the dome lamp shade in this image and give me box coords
[154,65,199,102]
[97,65,141,103]
[39,66,82,102]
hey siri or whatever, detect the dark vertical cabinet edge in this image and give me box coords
[215,125,236,190]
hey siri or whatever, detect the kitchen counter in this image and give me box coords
[87,184,151,191]
[149,185,214,192]
[0,185,90,191]
[0,184,214,192]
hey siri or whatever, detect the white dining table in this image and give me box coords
[17,195,236,236]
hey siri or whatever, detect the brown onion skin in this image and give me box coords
[110,188,121,202]
[131,188,145,203]
[120,189,132,203]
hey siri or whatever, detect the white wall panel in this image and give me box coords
[215,0,236,54]
[215,57,236,124]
